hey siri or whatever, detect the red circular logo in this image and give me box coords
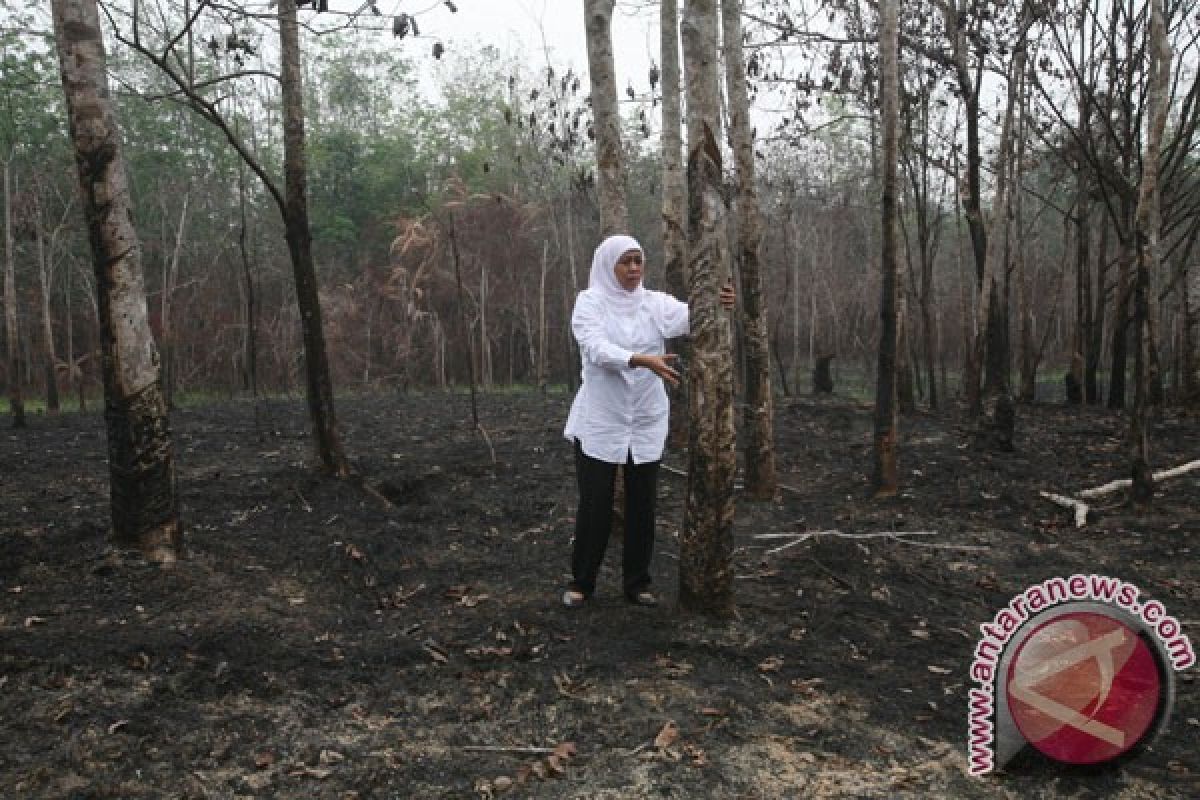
[1006,611,1162,765]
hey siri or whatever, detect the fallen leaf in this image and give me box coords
[654,720,680,749]
[107,719,128,735]
[530,760,547,779]
[254,751,276,769]
[345,543,366,561]
[699,707,726,717]
[684,743,707,766]
[319,749,345,765]
[493,775,514,791]
[552,741,577,760]
[758,655,785,673]
[544,754,565,776]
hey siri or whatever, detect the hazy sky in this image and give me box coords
[423,0,660,93]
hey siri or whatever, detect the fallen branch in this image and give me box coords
[752,529,985,555]
[462,746,556,755]
[1039,491,1090,528]
[1078,459,1200,499]
[661,463,805,496]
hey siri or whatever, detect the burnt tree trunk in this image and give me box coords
[873,0,900,497]
[722,0,775,499]
[279,0,349,475]
[3,159,25,427]
[679,0,736,617]
[51,0,180,561]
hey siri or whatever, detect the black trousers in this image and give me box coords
[570,440,660,598]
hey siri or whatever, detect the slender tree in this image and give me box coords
[584,0,629,234]
[679,0,736,617]
[113,0,350,474]
[2,158,23,426]
[722,0,776,499]
[661,0,689,447]
[51,0,181,561]
[1130,0,1171,505]
[873,0,900,496]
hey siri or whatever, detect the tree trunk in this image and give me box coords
[873,0,900,497]
[679,0,736,618]
[3,159,25,427]
[34,211,60,413]
[160,191,188,408]
[662,0,689,448]
[584,0,629,235]
[721,0,775,499]
[1130,0,1171,506]
[278,0,349,475]
[1185,258,1200,404]
[51,0,180,561]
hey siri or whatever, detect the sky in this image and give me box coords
[418,0,660,95]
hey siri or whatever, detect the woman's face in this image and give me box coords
[613,249,644,291]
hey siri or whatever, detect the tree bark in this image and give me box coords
[679,0,736,618]
[721,0,775,499]
[278,0,349,475]
[584,0,629,235]
[3,159,25,427]
[1130,0,1171,506]
[51,0,180,561]
[873,0,900,497]
[662,0,689,448]
[1185,259,1200,404]
[33,200,60,413]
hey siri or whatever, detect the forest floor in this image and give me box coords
[1,390,1198,799]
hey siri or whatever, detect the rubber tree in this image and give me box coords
[584,0,629,235]
[661,0,688,447]
[679,0,737,617]
[873,0,900,496]
[51,0,181,562]
[112,0,349,474]
[722,0,776,500]
[1129,0,1172,505]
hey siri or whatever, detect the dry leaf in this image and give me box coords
[552,742,577,760]
[319,749,345,765]
[654,720,680,749]
[544,754,565,776]
[493,775,514,791]
[107,719,128,735]
[513,765,533,785]
[758,655,784,673]
[699,707,726,717]
[684,744,707,766]
[529,761,547,779]
[345,543,366,561]
[254,750,276,769]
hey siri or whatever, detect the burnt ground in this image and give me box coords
[1,390,1198,799]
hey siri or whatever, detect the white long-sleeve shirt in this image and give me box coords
[563,288,689,464]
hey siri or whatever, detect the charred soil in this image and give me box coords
[1,391,1198,798]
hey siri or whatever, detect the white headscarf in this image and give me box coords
[588,234,645,317]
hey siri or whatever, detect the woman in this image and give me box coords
[562,234,733,607]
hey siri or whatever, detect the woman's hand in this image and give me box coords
[630,353,681,388]
[720,284,736,310]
